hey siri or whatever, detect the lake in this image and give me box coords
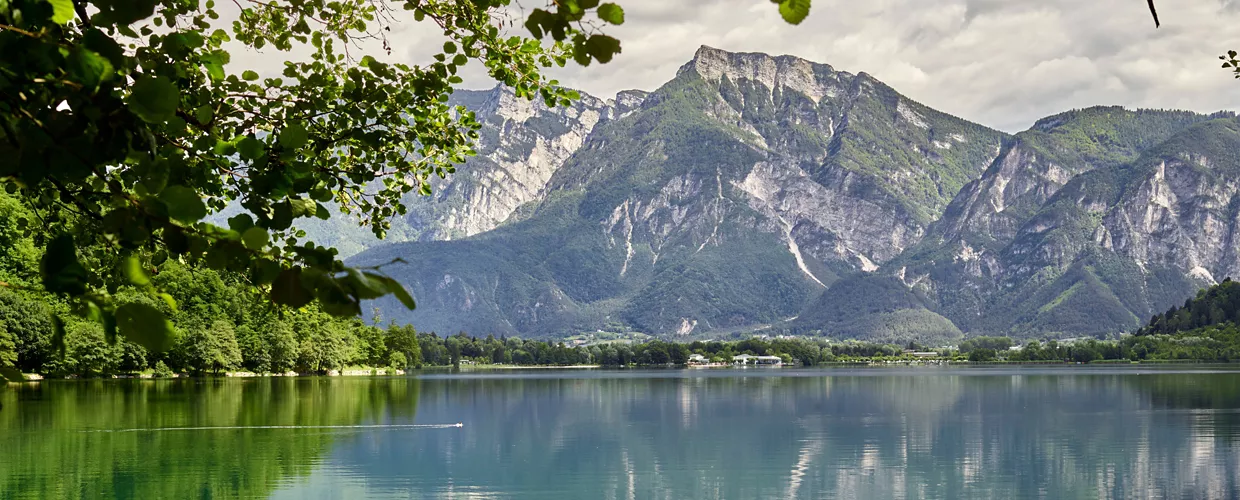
[3,367,1240,499]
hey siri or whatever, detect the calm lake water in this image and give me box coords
[3,367,1240,499]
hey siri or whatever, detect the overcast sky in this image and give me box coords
[236,0,1240,132]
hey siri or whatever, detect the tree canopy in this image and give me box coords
[0,0,1184,381]
[0,0,814,373]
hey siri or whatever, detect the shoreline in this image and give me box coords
[451,364,601,370]
[11,360,1240,382]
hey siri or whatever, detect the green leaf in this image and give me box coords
[51,315,66,357]
[288,198,317,218]
[278,122,309,150]
[241,226,268,250]
[0,364,23,382]
[122,256,150,286]
[102,308,117,344]
[269,202,293,230]
[584,34,621,64]
[126,76,180,124]
[83,29,124,67]
[776,0,811,25]
[201,53,227,82]
[524,9,549,39]
[271,267,313,308]
[242,70,259,81]
[40,234,88,296]
[366,273,416,310]
[47,0,75,24]
[141,158,169,194]
[115,302,174,353]
[94,0,156,24]
[237,136,265,161]
[194,105,214,126]
[157,292,178,310]
[315,277,361,317]
[340,269,385,300]
[253,259,281,285]
[227,213,254,232]
[159,185,207,223]
[66,48,113,92]
[596,3,624,24]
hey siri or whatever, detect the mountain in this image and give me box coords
[857,111,1239,338]
[341,46,1239,343]
[349,46,1007,339]
[288,84,633,257]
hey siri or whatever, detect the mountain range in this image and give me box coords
[337,45,1240,344]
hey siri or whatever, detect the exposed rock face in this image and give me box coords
[1104,159,1240,280]
[887,113,1239,336]
[737,160,919,275]
[412,86,631,240]
[344,48,1240,341]
[350,46,1005,339]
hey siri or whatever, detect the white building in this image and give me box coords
[732,354,782,366]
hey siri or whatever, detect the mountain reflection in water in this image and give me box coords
[3,368,1240,499]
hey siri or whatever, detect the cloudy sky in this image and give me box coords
[238,0,1240,132]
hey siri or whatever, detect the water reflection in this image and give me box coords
[4,370,1240,499]
[0,377,420,499]
[275,369,1240,499]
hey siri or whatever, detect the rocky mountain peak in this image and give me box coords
[679,45,847,103]
[610,89,649,116]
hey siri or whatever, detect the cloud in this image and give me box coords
[224,0,1240,132]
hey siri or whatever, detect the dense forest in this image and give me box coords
[8,181,1240,378]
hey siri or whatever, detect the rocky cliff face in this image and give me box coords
[288,85,638,256]
[878,111,1238,336]
[350,46,1006,339]
[345,48,1240,342]
[412,86,627,240]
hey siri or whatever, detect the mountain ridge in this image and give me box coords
[336,46,1237,343]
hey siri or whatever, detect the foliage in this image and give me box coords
[958,336,1014,353]
[385,323,421,369]
[50,322,121,377]
[268,320,300,373]
[794,275,964,345]
[1138,278,1240,336]
[967,348,997,362]
[0,317,17,370]
[179,319,244,374]
[152,359,173,378]
[0,0,806,372]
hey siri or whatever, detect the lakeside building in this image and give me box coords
[732,354,783,366]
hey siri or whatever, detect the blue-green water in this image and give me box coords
[4,367,1240,499]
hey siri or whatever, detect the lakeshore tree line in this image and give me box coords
[7,185,1240,376]
[0,0,1198,380]
[7,271,1240,377]
[1,0,814,381]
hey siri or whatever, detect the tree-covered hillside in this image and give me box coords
[1138,279,1240,336]
[793,275,963,345]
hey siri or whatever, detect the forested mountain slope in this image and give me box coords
[351,46,1007,339]
[348,47,1240,343]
